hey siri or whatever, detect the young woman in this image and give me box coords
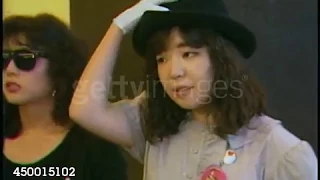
[3,14,127,180]
[70,0,317,179]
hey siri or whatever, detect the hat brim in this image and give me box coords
[132,11,256,58]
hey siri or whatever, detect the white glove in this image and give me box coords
[113,0,178,34]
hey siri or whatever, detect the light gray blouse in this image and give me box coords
[114,94,317,180]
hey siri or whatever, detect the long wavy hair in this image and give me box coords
[140,26,267,144]
[3,14,88,138]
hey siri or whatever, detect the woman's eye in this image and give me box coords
[182,52,198,58]
[156,56,165,63]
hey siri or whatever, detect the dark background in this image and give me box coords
[70,0,318,179]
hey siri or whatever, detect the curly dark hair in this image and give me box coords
[140,26,267,144]
[3,13,88,138]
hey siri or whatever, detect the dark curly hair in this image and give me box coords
[140,26,267,144]
[3,13,88,138]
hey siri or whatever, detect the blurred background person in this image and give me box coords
[3,14,128,180]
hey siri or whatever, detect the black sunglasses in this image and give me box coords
[3,49,47,71]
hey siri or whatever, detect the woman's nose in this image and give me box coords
[169,58,185,79]
[4,59,19,75]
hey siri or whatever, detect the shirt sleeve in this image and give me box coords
[113,91,147,163]
[272,140,318,180]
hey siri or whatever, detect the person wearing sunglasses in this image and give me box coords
[3,14,128,180]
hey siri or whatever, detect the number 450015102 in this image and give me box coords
[13,167,76,177]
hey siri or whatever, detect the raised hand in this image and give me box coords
[113,0,178,34]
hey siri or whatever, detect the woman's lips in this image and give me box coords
[5,82,21,93]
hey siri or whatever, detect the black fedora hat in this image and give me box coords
[132,0,256,58]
